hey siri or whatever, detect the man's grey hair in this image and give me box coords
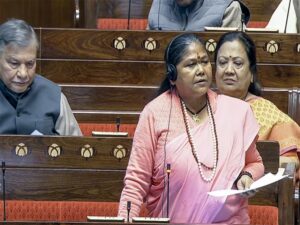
[0,18,39,55]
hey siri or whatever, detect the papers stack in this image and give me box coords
[208,168,287,197]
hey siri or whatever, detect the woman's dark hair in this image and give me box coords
[214,31,261,96]
[157,33,205,96]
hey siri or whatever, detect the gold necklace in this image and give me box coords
[185,103,207,123]
[181,99,219,182]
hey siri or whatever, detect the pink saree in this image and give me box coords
[118,90,263,224]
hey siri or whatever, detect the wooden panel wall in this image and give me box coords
[38,30,300,64]
[35,29,300,124]
[241,0,281,21]
[57,85,290,124]
[0,0,76,28]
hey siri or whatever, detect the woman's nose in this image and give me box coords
[225,62,234,74]
[196,63,204,75]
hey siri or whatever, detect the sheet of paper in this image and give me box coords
[208,168,287,197]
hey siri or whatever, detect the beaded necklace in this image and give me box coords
[181,98,219,182]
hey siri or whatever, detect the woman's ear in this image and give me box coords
[250,73,254,83]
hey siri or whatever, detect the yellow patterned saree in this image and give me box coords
[247,96,300,156]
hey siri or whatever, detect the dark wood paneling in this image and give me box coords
[0,136,284,207]
[40,60,165,86]
[40,29,300,64]
[0,135,295,223]
[5,169,124,201]
[256,141,279,174]
[0,135,132,201]
[58,85,293,124]
[241,0,281,21]
[0,0,76,28]
[37,29,300,124]
[40,29,170,60]
[248,141,279,208]
[258,64,300,88]
[65,86,286,114]
[261,88,289,114]
[61,85,289,124]
[61,85,157,111]
[40,60,300,88]
[0,136,130,169]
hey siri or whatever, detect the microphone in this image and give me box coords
[127,0,132,30]
[166,163,171,217]
[116,117,121,132]
[2,162,6,221]
[127,201,131,222]
[284,0,293,33]
[241,13,246,32]
[157,0,162,30]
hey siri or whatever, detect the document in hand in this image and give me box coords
[208,168,287,197]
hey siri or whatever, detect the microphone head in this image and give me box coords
[166,163,171,173]
[241,13,245,22]
[127,201,131,210]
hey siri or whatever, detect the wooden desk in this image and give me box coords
[0,135,297,225]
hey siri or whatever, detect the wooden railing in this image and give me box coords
[0,135,296,224]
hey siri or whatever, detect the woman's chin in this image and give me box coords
[194,86,209,96]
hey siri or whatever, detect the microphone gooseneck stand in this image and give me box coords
[284,0,293,33]
[127,201,131,222]
[166,163,171,218]
[127,0,132,30]
[2,162,6,221]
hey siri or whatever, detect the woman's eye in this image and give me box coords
[234,61,243,67]
[218,60,227,66]
[187,62,196,67]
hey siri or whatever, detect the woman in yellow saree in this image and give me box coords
[215,31,300,170]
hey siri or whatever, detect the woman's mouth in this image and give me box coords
[223,78,236,85]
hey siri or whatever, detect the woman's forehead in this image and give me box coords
[183,42,206,57]
[218,41,247,57]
